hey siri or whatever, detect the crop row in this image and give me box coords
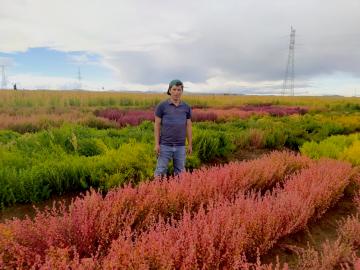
[1,110,360,206]
[102,159,352,269]
[0,122,234,206]
[0,90,360,133]
[0,151,309,265]
[95,105,308,127]
[0,112,118,133]
[301,133,360,165]
[1,90,359,112]
[0,154,354,269]
[290,174,359,270]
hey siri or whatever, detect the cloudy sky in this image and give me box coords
[0,0,359,96]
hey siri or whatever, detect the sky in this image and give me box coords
[0,0,360,96]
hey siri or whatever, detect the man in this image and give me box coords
[154,79,192,177]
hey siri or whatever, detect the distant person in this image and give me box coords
[154,79,192,177]
[13,83,17,90]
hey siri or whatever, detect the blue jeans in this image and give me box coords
[154,145,186,177]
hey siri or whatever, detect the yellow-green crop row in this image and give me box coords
[0,90,359,112]
[300,133,360,165]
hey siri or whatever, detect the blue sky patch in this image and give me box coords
[0,47,111,82]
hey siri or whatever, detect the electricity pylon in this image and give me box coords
[282,26,296,96]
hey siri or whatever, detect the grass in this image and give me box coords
[0,90,360,112]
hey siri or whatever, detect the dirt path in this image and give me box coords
[229,148,275,162]
[0,191,82,223]
[260,183,358,268]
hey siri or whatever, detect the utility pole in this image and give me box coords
[1,65,7,89]
[282,26,296,96]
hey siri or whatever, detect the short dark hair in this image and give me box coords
[167,79,183,95]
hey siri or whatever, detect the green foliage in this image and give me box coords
[98,142,155,189]
[0,124,158,206]
[2,110,360,207]
[0,130,20,144]
[300,133,360,164]
[185,153,201,172]
[81,116,118,129]
[0,140,156,205]
[216,113,359,150]
[193,129,233,162]
[77,138,108,157]
[264,128,287,149]
[341,141,360,165]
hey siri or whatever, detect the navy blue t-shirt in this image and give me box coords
[155,100,192,146]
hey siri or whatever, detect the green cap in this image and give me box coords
[167,79,183,95]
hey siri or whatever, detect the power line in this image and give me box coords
[282,26,296,96]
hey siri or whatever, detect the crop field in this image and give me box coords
[0,90,360,269]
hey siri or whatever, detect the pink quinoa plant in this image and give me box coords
[101,159,352,269]
[295,170,360,270]
[95,105,308,128]
[95,108,154,127]
[191,110,218,122]
[0,151,311,268]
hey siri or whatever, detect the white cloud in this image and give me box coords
[0,72,325,96]
[0,57,15,66]
[67,54,95,65]
[2,70,357,96]
[1,0,360,95]
[6,72,164,91]
[7,73,80,90]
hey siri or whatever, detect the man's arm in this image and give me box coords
[186,119,192,154]
[154,116,161,155]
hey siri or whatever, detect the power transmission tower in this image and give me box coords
[282,26,296,96]
[1,65,7,89]
[77,67,82,90]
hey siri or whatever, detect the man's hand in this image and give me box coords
[187,144,192,155]
[154,144,160,156]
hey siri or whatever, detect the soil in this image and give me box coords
[229,147,277,162]
[260,183,359,268]
[0,191,83,223]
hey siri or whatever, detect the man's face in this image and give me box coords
[169,85,183,100]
